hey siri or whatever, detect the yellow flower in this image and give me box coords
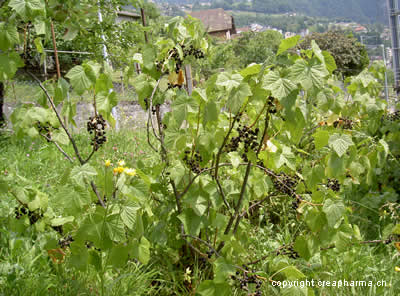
[395,266,400,272]
[124,168,136,176]
[118,160,125,167]
[113,167,125,175]
[105,159,111,167]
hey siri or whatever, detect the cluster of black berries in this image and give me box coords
[386,111,400,122]
[277,244,300,259]
[333,117,354,129]
[183,149,205,174]
[36,121,53,141]
[225,125,259,162]
[15,206,42,225]
[58,235,74,248]
[272,172,299,197]
[206,249,214,259]
[151,104,160,115]
[326,178,340,192]
[231,266,263,295]
[87,114,107,151]
[167,82,184,90]
[182,44,205,59]
[268,96,277,114]
[166,47,184,74]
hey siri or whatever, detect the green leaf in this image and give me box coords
[8,0,45,20]
[33,37,44,54]
[215,72,242,92]
[262,70,296,99]
[66,65,93,95]
[240,63,261,77]
[326,152,345,177]
[132,237,151,264]
[106,214,126,242]
[322,51,337,74]
[323,199,345,228]
[70,164,97,188]
[280,265,306,280]
[109,244,129,268]
[289,59,329,90]
[177,208,204,236]
[88,249,102,271]
[196,280,231,296]
[33,18,46,35]
[277,35,301,56]
[304,207,326,232]
[294,236,312,260]
[214,257,236,283]
[328,133,353,157]
[171,91,198,127]
[203,101,218,126]
[304,165,324,190]
[54,78,69,105]
[97,91,118,123]
[313,130,330,150]
[50,216,74,227]
[61,101,76,127]
[0,22,20,51]
[52,130,69,145]
[120,201,140,230]
[0,52,24,81]
[228,82,252,113]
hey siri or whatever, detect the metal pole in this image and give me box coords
[97,1,119,130]
[382,44,390,103]
[387,0,400,93]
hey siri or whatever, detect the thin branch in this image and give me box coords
[91,181,105,208]
[238,194,275,218]
[181,233,220,257]
[39,133,73,163]
[27,71,85,165]
[248,99,269,129]
[84,149,96,164]
[171,179,181,213]
[231,106,272,235]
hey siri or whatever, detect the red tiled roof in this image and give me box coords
[189,8,236,33]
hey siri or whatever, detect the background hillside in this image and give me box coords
[158,0,386,24]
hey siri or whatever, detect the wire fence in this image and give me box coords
[4,79,138,104]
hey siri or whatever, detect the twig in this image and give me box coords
[84,149,96,164]
[238,194,275,218]
[39,133,73,162]
[231,106,272,235]
[91,181,105,208]
[181,233,220,257]
[27,70,85,165]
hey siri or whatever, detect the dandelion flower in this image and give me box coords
[395,266,400,272]
[118,160,125,167]
[124,168,136,176]
[105,159,111,167]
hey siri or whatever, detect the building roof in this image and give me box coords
[189,8,235,33]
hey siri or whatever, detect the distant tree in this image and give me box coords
[231,30,283,67]
[298,30,369,77]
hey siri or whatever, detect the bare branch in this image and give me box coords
[91,181,105,208]
[26,71,85,165]
[39,133,74,163]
